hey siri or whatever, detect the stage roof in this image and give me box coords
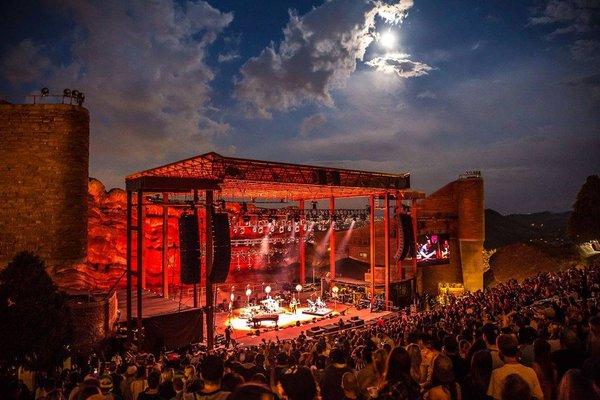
[126,152,425,200]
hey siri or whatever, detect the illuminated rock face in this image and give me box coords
[53,178,183,290]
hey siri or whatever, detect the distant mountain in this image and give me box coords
[484,209,571,249]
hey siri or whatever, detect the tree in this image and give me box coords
[0,252,73,371]
[568,175,600,243]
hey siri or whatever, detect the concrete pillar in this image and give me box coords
[457,178,485,291]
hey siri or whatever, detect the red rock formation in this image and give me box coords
[54,178,182,290]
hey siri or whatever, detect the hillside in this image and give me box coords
[484,209,570,249]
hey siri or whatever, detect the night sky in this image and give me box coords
[0,0,598,213]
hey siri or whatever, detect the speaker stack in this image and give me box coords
[209,213,231,283]
[179,212,201,284]
[399,214,416,260]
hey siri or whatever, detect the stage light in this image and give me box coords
[296,284,302,292]
[265,285,271,296]
[245,288,252,297]
[332,286,339,294]
[252,226,257,233]
[230,293,235,302]
[258,226,264,234]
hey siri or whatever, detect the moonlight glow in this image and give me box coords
[379,30,397,49]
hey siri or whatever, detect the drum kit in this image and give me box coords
[260,297,281,314]
[307,296,327,313]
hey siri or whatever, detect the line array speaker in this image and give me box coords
[209,212,231,283]
[179,212,200,284]
[399,214,416,260]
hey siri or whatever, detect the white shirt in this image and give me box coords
[487,362,544,400]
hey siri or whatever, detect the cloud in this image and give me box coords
[299,113,327,136]
[365,53,433,77]
[240,60,599,212]
[218,52,241,63]
[417,90,437,99]
[234,0,416,118]
[1,40,52,84]
[563,72,600,88]
[570,39,600,60]
[530,0,600,46]
[1,0,233,189]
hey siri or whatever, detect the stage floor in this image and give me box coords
[226,306,334,331]
[116,290,391,346]
[216,303,390,346]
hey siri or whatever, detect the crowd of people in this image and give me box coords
[5,264,600,400]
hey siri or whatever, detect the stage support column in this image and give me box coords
[397,193,404,281]
[162,193,169,298]
[136,190,144,333]
[329,196,336,282]
[369,195,375,303]
[140,201,146,291]
[411,199,418,279]
[299,199,306,284]
[126,190,133,337]
[193,190,199,308]
[384,192,390,310]
[205,190,215,350]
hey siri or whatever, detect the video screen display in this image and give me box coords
[417,234,450,265]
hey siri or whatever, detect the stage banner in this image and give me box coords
[142,308,203,351]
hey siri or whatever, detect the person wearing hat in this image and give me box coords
[67,374,100,400]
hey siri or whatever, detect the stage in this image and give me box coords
[220,302,390,346]
[226,305,334,331]
[117,289,391,347]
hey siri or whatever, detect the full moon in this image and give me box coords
[379,30,397,49]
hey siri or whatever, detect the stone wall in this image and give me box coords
[66,291,118,354]
[0,104,89,267]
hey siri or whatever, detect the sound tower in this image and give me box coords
[179,212,200,284]
[209,212,231,283]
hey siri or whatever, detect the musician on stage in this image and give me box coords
[224,324,232,348]
[289,295,299,314]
